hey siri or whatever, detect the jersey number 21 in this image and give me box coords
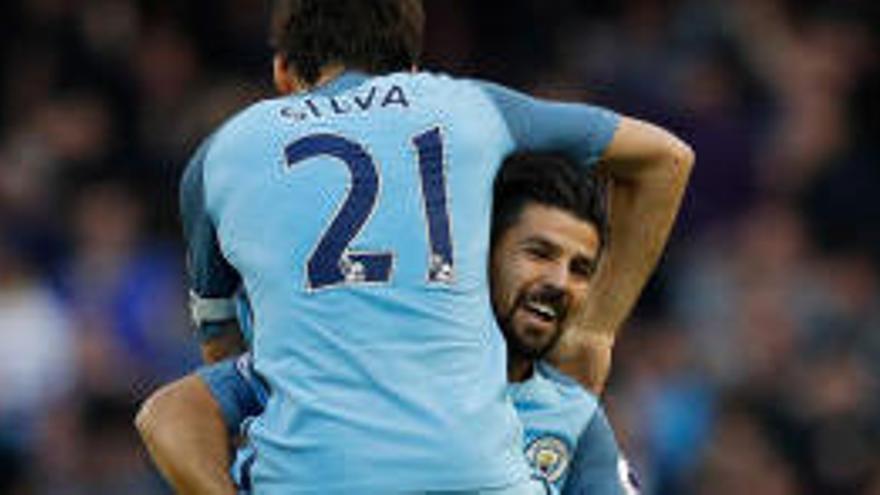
[285,127,454,290]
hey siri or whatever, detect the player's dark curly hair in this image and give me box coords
[491,152,609,254]
[270,0,424,85]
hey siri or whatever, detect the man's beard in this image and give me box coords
[497,285,568,361]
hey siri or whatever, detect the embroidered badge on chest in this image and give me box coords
[525,435,571,483]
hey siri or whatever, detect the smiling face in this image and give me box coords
[490,203,601,366]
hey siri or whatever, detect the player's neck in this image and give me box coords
[301,63,347,92]
[274,59,349,95]
[507,357,535,383]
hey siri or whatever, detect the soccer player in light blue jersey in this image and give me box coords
[489,156,640,494]
[139,153,641,494]
[176,0,692,492]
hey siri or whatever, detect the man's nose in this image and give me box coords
[541,262,571,291]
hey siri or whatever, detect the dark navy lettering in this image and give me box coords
[382,85,409,108]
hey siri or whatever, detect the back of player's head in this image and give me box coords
[491,153,608,252]
[270,0,424,85]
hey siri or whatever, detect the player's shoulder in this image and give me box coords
[374,70,495,103]
[377,69,473,87]
[200,97,286,156]
[218,96,284,132]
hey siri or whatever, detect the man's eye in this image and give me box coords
[571,260,596,279]
[524,247,552,260]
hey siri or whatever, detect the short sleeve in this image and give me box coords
[562,406,634,495]
[476,81,620,167]
[180,136,242,338]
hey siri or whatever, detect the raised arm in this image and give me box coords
[555,117,694,393]
[477,81,694,393]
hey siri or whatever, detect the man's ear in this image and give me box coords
[273,55,299,94]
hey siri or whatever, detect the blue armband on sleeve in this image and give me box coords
[476,81,621,167]
[196,353,268,433]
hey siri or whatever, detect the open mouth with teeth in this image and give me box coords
[518,289,568,326]
[523,300,559,323]
[501,289,569,360]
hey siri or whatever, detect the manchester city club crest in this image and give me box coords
[525,435,571,483]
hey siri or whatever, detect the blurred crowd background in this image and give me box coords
[0,0,877,493]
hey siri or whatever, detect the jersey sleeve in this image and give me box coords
[562,406,638,495]
[180,136,242,340]
[195,353,268,432]
[476,81,620,167]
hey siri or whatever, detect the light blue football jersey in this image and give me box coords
[512,363,636,495]
[199,356,634,495]
[182,71,619,493]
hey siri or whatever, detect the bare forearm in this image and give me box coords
[136,375,236,495]
[584,161,689,337]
